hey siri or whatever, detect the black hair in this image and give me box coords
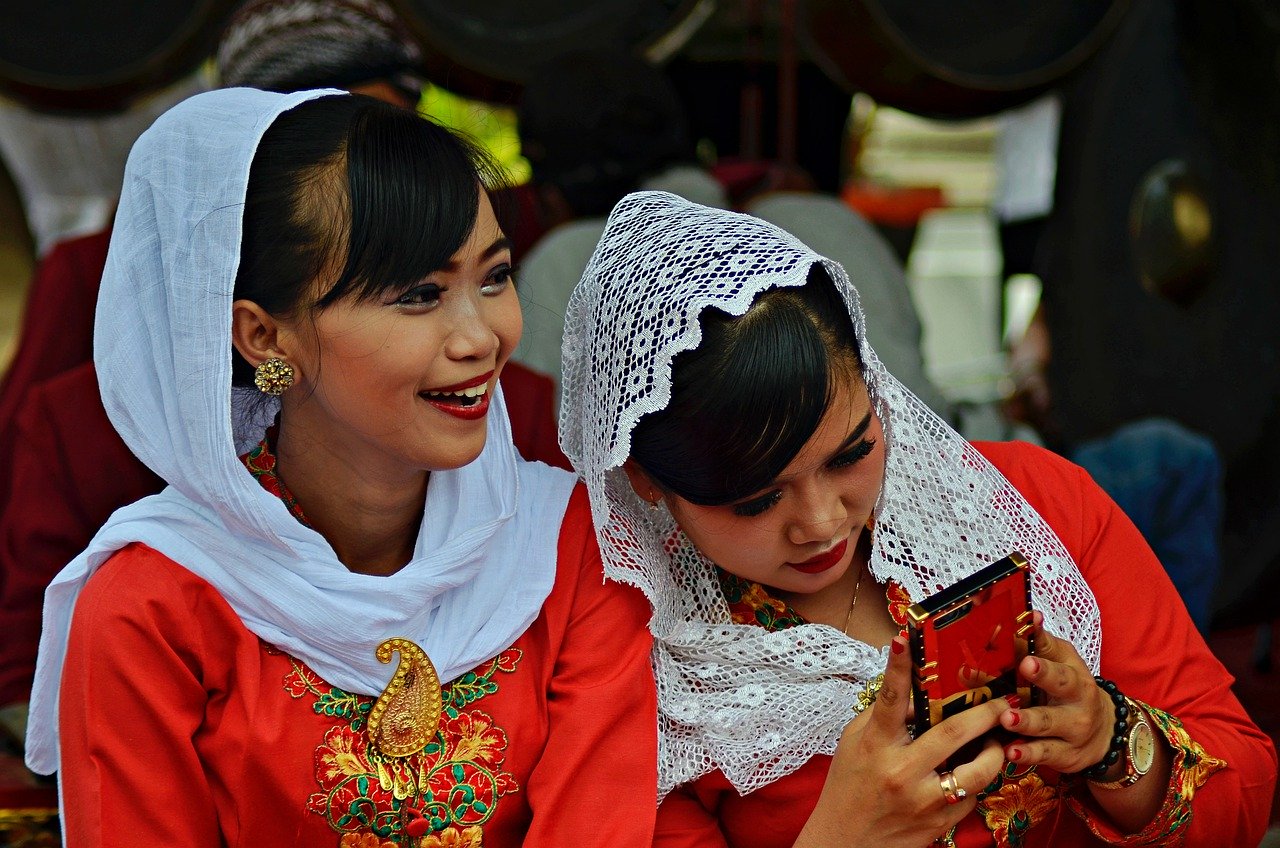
[518,50,692,217]
[630,264,864,505]
[231,94,503,386]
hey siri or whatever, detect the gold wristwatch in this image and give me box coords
[1091,698,1156,789]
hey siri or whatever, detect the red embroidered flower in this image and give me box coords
[284,663,324,699]
[492,649,521,674]
[315,726,376,791]
[886,580,913,626]
[339,833,397,848]
[440,712,509,767]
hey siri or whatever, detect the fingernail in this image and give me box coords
[1008,710,1021,727]
[1028,658,1041,675]
[1033,610,1044,627]
[1008,747,1022,762]
[891,638,905,655]
[1004,694,1023,709]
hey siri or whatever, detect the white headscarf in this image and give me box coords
[560,192,1100,797]
[26,88,576,775]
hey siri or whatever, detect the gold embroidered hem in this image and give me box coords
[1065,701,1226,846]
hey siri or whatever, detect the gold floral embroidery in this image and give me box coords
[978,771,1059,848]
[421,826,484,848]
[341,834,398,848]
[856,674,884,711]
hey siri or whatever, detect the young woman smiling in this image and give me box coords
[24,89,656,847]
[559,192,1276,848]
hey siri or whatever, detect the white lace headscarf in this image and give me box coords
[560,192,1100,797]
[26,88,575,775]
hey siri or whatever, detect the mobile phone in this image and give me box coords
[906,551,1036,765]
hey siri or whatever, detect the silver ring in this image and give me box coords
[939,771,967,805]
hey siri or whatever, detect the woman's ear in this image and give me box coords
[621,458,662,505]
[231,299,290,371]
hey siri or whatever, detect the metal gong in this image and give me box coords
[388,0,712,103]
[0,0,237,113]
[798,0,1130,118]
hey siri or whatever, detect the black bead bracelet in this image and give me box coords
[1081,676,1129,779]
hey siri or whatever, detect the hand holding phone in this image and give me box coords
[906,551,1037,765]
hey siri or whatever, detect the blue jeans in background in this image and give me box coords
[1071,418,1223,633]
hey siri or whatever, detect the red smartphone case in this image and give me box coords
[907,551,1036,744]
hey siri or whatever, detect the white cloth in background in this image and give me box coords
[514,166,728,392]
[26,88,575,775]
[559,192,1100,796]
[0,74,205,254]
[993,94,1061,224]
[746,192,948,416]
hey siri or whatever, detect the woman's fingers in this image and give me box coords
[914,694,1014,768]
[866,633,914,736]
[951,737,1005,795]
[1020,646,1088,702]
[1004,733,1107,774]
[930,739,1004,829]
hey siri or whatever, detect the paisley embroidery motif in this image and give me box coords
[368,638,443,761]
[285,650,522,847]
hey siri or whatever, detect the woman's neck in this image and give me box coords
[775,535,898,646]
[274,418,428,576]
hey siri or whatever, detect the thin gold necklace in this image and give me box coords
[841,560,865,635]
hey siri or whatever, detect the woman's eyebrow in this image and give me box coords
[827,410,875,461]
[441,235,513,271]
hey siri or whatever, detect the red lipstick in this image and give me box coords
[424,393,490,421]
[420,370,494,420]
[424,370,493,393]
[789,537,849,574]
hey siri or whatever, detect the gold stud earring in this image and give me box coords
[254,357,295,396]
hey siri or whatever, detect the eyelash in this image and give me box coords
[728,438,877,518]
[396,283,442,307]
[830,438,876,469]
[394,263,516,307]
[483,263,516,292]
[733,490,782,518]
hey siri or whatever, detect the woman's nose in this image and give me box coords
[444,299,499,361]
[785,485,849,546]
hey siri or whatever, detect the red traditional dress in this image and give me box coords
[654,442,1276,848]
[56,439,655,847]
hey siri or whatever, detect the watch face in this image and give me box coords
[1130,719,1156,774]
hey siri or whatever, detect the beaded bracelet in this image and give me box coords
[1081,676,1131,779]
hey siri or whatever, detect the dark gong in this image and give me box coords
[388,0,710,104]
[0,0,236,113]
[798,0,1129,118]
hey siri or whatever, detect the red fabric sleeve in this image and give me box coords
[981,441,1277,846]
[655,784,730,848]
[524,487,658,846]
[499,361,570,470]
[0,365,162,706]
[58,544,222,848]
[0,230,109,517]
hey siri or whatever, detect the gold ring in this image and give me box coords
[939,770,967,805]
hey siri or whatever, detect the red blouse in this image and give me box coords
[57,477,657,847]
[655,441,1277,848]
